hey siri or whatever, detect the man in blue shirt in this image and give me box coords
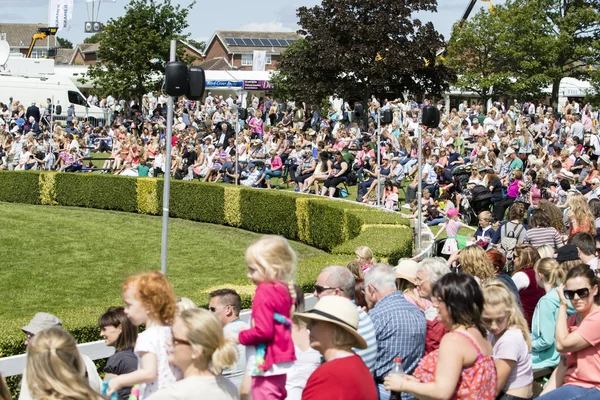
[366,265,426,400]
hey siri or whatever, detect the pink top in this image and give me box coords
[530,185,541,205]
[270,155,283,170]
[250,117,264,135]
[507,179,521,198]
[414,331,497,400]
[239,281,296,372]
[446,220,463,237]
[564,308,600,388]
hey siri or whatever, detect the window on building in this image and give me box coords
[241,54,253,66]
[30,48,47,59]
[266,54,272,65]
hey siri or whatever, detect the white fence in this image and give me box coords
[0,295,318,378]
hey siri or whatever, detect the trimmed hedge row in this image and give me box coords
[0,170,413,259]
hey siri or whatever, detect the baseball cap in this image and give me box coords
[447,208,462,217]
[504,148,515,156]
[21,312,63,335]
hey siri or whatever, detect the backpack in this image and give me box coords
[500,222,524,272]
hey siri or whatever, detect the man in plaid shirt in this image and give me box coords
[365,265,426,400]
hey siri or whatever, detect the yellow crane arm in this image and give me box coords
[26,27,58,58]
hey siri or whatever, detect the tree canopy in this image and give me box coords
[84,0,196,102]
[187,39,206,53]
[56,37,73,49]
[83,33,104,44]
[446,0,600,107]
[275,0,456,104]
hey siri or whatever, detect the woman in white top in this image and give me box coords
[301,150,332,194]
[286,285,321,400]
[147,308,238,400]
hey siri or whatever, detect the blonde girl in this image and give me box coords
[108,271,182,398]
[482,282,534,400]
[147,308,238,399]
[531,258,575,370]
[355,246,376,274]
[567,194,596,236]
[238,236,297,400]
[26,328,104,400]
[458,244,496,284]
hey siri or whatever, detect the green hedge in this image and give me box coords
[0,171,41,204]
[170,181,225,224]
[239,188,299,240]
[54,174,138,212]
[333,225,413,266]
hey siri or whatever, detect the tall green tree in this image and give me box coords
[187,39,206,53]
[495,0,600,107]
[275,0,456,104]
[83,33,104,44]
[56,37,73,49]
[84,0,196,102]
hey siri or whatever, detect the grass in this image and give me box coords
[0,202,349,338]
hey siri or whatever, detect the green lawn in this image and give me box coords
[0,202,348,338]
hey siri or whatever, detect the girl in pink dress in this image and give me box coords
[434,208,464,254]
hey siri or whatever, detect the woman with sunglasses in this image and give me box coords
[538,264,600,399]
[147,308,238,400]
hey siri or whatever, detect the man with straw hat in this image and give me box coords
[296,296,377,399]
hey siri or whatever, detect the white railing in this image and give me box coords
[0,295,318,377]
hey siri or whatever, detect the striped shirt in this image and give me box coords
[523,227,563,249]
[355,305,377,372]
[369,291,426,400]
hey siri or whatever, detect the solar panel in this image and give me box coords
[224,38,236,45]
[259,39,271,46]
[251,39,262,46]
[241,38,252,46]
[277,39,288,46]
[287,39,295,45]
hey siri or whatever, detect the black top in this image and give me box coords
[488,177,503,198]
[105,350,138,400]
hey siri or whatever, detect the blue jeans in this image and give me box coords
[264,169,282,181]
[537,385,600,400]
[428,217,445,226]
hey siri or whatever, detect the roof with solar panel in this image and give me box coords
[208,30,301,54]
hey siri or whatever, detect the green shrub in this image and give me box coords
[347,208,410,226]
[170,181,225,224]
[305,200,361,251]
[39,172,57,205]
[239,188,298,239]
[0,171,41,204]
[54,174,137,212]
[137,178,162,215]
[224,186,242,227]
[332,225,413,265]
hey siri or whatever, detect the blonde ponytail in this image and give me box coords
[288,281,297,317]
[534,258,565,288]
[211,335,238,375]
[179,308,238,374]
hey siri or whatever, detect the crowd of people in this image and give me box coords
[1,232,599,400]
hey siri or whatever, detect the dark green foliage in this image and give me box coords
[0,171,41,204]
[239,188,298,240]
[169,181,225,224]
[306,200,356,251]
[54,174,137,212]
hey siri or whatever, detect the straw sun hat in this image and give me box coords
[295,296,367,349]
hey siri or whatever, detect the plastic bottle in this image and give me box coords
[388,357,404,400]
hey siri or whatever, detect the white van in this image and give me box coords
[0,59,107,127]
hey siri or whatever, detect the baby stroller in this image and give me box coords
[452,164,472,192]
[459,185,492,226]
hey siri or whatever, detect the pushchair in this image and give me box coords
[452,164,472,192]
[459,185,492,226]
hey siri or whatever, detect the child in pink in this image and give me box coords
[434,208,464,254]
[238,236,297,400]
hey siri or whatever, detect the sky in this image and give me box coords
[1,0,497,46]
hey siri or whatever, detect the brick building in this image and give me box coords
[203,30,300,71]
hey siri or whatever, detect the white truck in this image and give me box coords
[0,57,107,127]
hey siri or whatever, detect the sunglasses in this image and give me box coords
[563,288,590,300]
[314,285,338,294]
[171,329,191,346]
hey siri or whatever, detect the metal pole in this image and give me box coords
[376,108,381,208]
[235,111,240,185]
[416,111,423,251]
[160,39,176,276]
